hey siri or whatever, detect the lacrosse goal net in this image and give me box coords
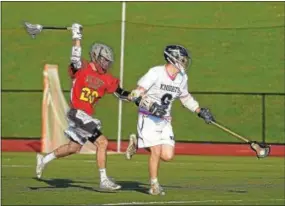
[41,64,96,154]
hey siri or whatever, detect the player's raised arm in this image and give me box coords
[69,23,83,76]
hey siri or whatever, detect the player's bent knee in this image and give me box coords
[68,142,82,154]
[160,153,174,162]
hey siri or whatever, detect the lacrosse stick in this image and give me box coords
[24,22,72,38]
[211,121,270,158]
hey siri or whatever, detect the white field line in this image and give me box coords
[94,199,285,206]
[2,165,32,168]
[79,151,124,155]
[2,160,278,168]
[81,160,280,167]
[2,159,281,168]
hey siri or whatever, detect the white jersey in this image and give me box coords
[137,65,197,117]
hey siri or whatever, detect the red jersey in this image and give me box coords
[68,61,119,116]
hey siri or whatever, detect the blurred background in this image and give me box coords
[1,2,284,143]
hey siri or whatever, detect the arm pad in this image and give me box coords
[70,46,82,69]
[114,86,131,101]
[180,94,199,112]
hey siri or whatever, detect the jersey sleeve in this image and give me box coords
[106,76,120,93]
[179,76,199,112]
[179,78,189,98]
[137,67,158,91]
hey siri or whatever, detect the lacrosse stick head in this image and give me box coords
[24,22,43,38]
[250,141,270,158]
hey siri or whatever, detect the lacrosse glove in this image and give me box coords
[198,108,215,124]
[135,97,167,118]
[149,102,167,118]
[71,23,83,40]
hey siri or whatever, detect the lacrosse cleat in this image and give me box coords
[36,153,45,179]
[125,133,138,160]
[100,178,122,190]
[149,182,165,196]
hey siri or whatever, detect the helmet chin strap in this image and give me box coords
[92,61,106,74]
[174,62,186,75]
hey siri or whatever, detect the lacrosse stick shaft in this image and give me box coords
[211,121,250,143]
[42,26,71,30]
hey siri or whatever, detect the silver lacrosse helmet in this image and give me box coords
[89,43,114,73]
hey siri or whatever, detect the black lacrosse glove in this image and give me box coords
[149,102,167,118]
[134,96,142,106]
[198,108,215,124]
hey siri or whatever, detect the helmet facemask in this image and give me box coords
[96,54,113,72]
[164,50,191,75]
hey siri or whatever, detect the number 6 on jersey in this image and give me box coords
[161,93,173,108]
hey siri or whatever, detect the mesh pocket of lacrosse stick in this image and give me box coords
[250,141,271,158]
[24,22,43,38]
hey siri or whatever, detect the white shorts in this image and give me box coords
[137,113,175,148]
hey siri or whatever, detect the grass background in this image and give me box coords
[2,153,285,205]
[1,2,285,143]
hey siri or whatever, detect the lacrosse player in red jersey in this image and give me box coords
[125,45,215,195]
[36,23,167,190]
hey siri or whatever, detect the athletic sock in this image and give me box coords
[42,152,56,165]
[150,178,158,185]
[99,168,108,182]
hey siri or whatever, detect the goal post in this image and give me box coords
[41,64,96,154]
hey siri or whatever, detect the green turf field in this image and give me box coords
[1,152,284,205]
[1,2,285,142]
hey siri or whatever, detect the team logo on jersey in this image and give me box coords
[85,75,104,90]
[160,84,180,93]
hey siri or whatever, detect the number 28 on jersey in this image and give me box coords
[80,87,99,104]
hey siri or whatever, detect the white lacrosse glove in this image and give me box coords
[137,96,167,118]
[129,89,142,102]
[71,23,82,40]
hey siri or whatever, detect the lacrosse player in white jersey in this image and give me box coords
[126,45,215,195]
